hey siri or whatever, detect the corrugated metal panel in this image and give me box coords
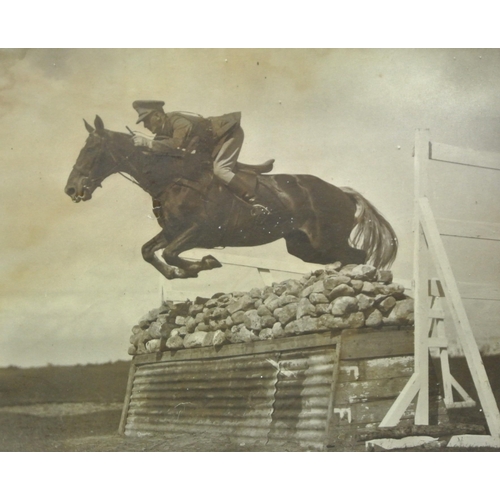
[125,354,279,442]
[123,342,340,449]
[267,348,337,450]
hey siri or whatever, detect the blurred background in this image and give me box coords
[1,48,499,367]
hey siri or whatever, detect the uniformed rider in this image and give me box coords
[132,100,272,211]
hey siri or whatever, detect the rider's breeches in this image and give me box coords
[213,125,244,185]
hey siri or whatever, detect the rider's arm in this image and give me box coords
[151,115,193,153]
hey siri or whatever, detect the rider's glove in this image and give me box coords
[133,135,153,149]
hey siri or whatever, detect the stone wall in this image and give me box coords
[128,262,414,356]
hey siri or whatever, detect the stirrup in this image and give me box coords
[250,203,271,217]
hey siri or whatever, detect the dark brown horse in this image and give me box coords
[65,116,398,280]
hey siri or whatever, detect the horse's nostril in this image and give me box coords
[66,187,75,196]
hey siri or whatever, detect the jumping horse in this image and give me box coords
[65,116,398,280]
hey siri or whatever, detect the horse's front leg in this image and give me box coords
[141,231,184,280]
[161,224,222,278]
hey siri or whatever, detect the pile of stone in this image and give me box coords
[128,262,414,356]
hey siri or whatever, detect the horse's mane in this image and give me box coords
[102,127,211,190]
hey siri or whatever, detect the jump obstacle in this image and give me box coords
[379,129,500,449]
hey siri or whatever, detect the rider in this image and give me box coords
[131,100,272,212]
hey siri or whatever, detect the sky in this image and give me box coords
[1,48,500,367]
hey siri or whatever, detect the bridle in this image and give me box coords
[74,134,142,191]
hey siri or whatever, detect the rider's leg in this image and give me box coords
[213,127,269,215]
[213,126,244,186]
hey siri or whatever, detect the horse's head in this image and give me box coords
[65,115,122,203]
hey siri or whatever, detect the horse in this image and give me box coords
[64,116,398,280]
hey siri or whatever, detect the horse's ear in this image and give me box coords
[94,115,104,131]
[83,119,94,134]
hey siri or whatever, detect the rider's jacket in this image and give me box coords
[151,111,241,156]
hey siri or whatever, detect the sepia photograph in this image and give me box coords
[1,46,500,457]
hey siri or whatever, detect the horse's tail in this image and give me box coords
[340,186,398,269]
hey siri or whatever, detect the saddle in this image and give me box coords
[234,159,274,175]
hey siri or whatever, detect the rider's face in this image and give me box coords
[143,112,163,134]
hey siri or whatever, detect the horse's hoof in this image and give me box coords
[202,255,222,269]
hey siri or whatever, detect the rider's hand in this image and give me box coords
[133,135,153,148]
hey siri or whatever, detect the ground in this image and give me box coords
[1,358,500,452]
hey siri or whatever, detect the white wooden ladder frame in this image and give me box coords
[380,129,500,447]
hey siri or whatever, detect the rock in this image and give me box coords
[297,298,316,319]
[309,292,329,305]
[330,296,358,316]
[131,325,143,335]
[350,279,364,293]
[146,339,162,353]
[264,297,281,312]
[185,316,197,333]
[325,262,343,273]
[339,264,358,277]
[315,303,330,316]
[272,282,287,296]
[201,331,216,347]
[175,316,186,326]
[323,274,351,290]
[195,322,210,332]
[249,287,262,299]
[257,304,272,317]
[166,333,184,350]
[212,330,228,346]
[204,298,219,308]
[385,298,415,325]
[278,294,299,307]
[270,322,286,338]
[261,315,277,328]
[128,345,137,355]
[225,316,234,328]
[208,307,229,320]
[209,319,227,331]
[357,293,375,311]
[243,310,262,331]
[136,343,148,355]
[374,283,406,297]
[160,322,176,338]
[215,293,232,305]
[194,312,205,324]
[231,310,246,325]
[172,302,190,317]
[378,296,397,314]
[365,309,383,327]
[140,307,161,323]
[259,328,274,340]
[377,270,393,284]
[273,303,298,325]
[226,295,255,315]
[325,284,355,301]
[189,303,205,316]
[229,325,259,343]
[300,280,325,298]
[345,312,365,329]
[350,264,377,281]
[284,314,345,335]
[183,331,208,348]
[284,279,303,297]
[147,321,163,339]
[361,282,376,295]
[263,293,279,306]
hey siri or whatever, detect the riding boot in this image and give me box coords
[227,173,270,217]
